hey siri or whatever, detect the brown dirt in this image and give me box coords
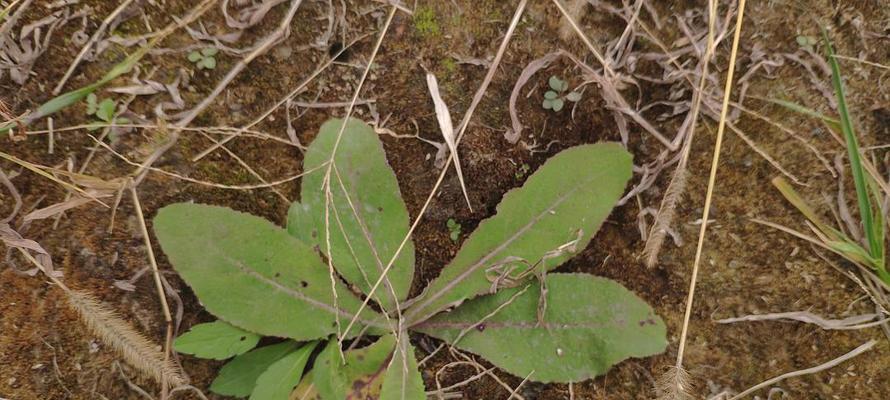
[2,0,889,399]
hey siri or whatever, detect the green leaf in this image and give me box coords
[154,203,387,340]
[96,99,116,122]
[762,97,841,131]
[288,118,415,311]
[544,90,558,100]
[380,339,425,400]
[548,76,565,92]
[250,341,318,400]
[565,91,582,102]
[201,47,219,57]
[86,93,98,115]
[313,335,396,400]
[542,99,553,110]
[403,143,632,325]
[822,29,879,264]
[200,56,217,70]
[174,321,261,360]
[85,121,105,131]
[211,341,301,397]
[551,98,565,112]
[415,273,666,383]
[188,50,203,62]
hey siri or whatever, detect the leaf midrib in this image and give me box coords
[403,167,610,325]
[226,255,386,330]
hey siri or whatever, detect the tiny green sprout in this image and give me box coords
[446,218,462,242]
[542,75,582,112]
[84,93,129,131]
[189,47,218,70]
[515,163,531,179]
[795,35,817,52]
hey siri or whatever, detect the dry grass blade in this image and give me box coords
[716,310,887,330]
[772,176,839,238]
[0,151,104,205]
[65,289,186,389]
[426,72,472,211]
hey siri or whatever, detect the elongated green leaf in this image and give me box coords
[380,338,424,400]
[763,97,841,131]
[404,143,632,325]
[0,21,165,133]
[415,273,666,383]
[771,176,845,242]
[212,341,301,397]
[313,335,396,400]
[174,321,260,360]
[822,29,878,261]
[250,342,318,400]
[288,118,415,311]
[154,204,386,340]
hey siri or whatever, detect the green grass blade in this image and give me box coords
[0,29,155,134]
[822,28,879,260]
[0,0,21,22]
[771,176,845,242]
[761,97,842,131]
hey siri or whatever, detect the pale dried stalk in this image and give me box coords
[130,184,175,396]
[661,0,747,399]
[327,6,399,352]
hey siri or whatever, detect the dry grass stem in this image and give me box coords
[663,0,748,398]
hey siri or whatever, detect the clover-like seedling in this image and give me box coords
[446,218,461,242]
[84,93,130,131]
[542,75,582,112]
[156,118,666,399]
[188,47,218,70]
[795,35,817,52]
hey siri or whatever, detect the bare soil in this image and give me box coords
[2,1,889,399]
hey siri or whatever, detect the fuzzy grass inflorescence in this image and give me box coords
[64,289,186,388]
